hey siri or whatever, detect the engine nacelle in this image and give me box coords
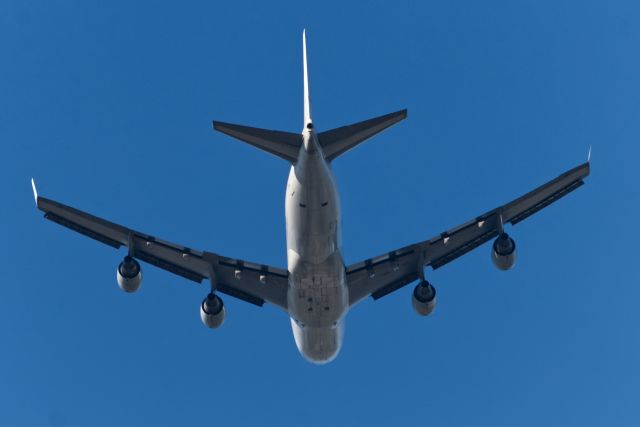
[200,293,225,329]
[492,232,516,270]
[117,256,142,293]
[412,280,437,316]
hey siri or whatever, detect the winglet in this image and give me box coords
[587,145,592,163]
[31,178,38,206]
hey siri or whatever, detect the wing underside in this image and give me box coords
[34,188,289,311]
[346,161,590,306]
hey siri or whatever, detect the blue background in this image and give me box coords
[2,0,638,425]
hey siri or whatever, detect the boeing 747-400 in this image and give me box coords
[33,31,590,364]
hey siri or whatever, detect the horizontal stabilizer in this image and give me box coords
[318,109,407,161]
[213,121,302,163]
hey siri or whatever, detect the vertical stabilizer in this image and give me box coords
[303,29,312,126]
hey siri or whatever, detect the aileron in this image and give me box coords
[503,162,589,225]
[509,179,584,225]
[44,211,122,249]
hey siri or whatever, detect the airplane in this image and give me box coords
[32,30,590,364]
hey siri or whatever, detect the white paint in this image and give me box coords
[284,31,349,363]
[31,178,38,206]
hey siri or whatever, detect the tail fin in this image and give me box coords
[213,32,405,163]
[303,29,312,126]
[212,121,302,163]
[212,30,312,163]
[318,109,407,161]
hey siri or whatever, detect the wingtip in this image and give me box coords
[31,178,38,206]
[587,145,592,163]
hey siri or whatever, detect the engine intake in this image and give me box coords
[412,280,437,316]
[492,233,516,270]
[200,293,225,329]
[117,256,142,292]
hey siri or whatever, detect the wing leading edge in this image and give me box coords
[346,161,590,306]
[32,182,289,311]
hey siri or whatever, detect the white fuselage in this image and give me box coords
[285,127,348,364]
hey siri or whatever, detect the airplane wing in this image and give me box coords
[32,181,289,311]
[346,161,590,306]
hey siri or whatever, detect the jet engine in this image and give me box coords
[491,232,516,270]
[200,293,226,329]
[412,280,437,316]
[117,256,142,292]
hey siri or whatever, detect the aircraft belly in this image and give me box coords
[285,148,348,362]
[285,159,341,261]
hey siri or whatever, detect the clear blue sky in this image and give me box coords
[2,0,639,425]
